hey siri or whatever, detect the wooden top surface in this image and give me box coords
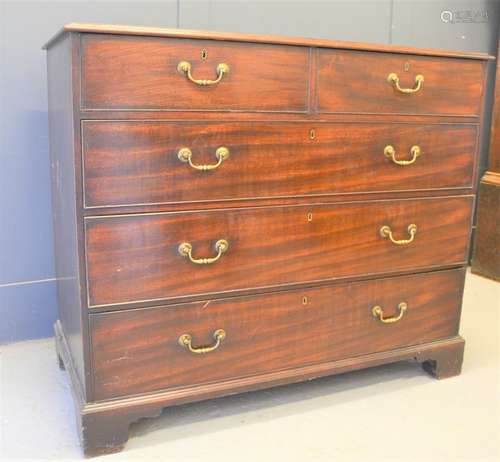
[44,23,495,60]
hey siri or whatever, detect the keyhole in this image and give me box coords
[307,212,313,222]
[404,62,411,72]
[201,49,208,60]
[302,296,308,305]
[309,128,316,140]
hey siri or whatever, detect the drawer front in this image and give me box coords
[82,121,477,208]
[91,269,464,400]
[81,35,309,111]
[318,50,484,116]
[85,196,472,307]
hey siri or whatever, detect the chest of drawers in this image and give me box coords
[45,24,492,456]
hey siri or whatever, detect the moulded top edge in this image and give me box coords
[42,23,495,61]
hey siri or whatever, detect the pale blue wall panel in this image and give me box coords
[0,281,58,342]
[180,0,392,42]
[0,0,177,343]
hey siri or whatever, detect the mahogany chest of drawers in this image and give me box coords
[45,24,492,456]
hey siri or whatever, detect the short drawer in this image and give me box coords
[90,269,464,400]
[317,50,484,116]
[81,34,309,111]
[82,121,477,208]
[85,196,472,307]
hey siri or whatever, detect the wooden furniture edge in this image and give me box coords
[84,264,469,312]
[471,268,500,282]
[471,171,500,281]
[471,36,499,280]
[55,321,86,404]
[42,23,494,60]
[80,186,478,217]
[86,336,467,411]
[47,24,478,455]
[480,170,500,184]
[55,319,464,456]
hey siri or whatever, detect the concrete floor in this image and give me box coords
[1,271,499,461]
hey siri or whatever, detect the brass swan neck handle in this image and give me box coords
[372,302,408,324]
[380,224,417,245]
[177,61,230,86]
[384,145,421,166]
[178,147,230,171]
[178,239,229,264]
[178,329,226,354]
[387,72,424,94]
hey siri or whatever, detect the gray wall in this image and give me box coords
[1,0,498,343]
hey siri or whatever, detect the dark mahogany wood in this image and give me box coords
[56,319,466,456]
[82,121,477,208]
[472,174,500,280]
[78,110,482,124]
[488,40,500,175]
[47,34,89,398]
[91,269,464,400]
[81,34,309,112]
[85,196,473,307]
[317,50,485,116]
[472,39,500,281]
[82,189,479,218]
[419,339,465,379]
[45,24,490,457]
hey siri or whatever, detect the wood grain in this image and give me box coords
[90,269,464,400]
[45,25,488,456]
[488,40,500,173]
[317,50,484,116]
[471,173,500,280]
[77,110,483,124]
[471,39,500,280]
[57,317,466,456]
[81,35,309,111]
[85,196,473,307]
[82,121,477,208]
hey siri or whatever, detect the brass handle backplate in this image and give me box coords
[178,239,229,264]
[384,145,421,166]
[178,329,226,354]
[178,147,230,171]
[177,60,229,86]
[372,302,408,324]
[387,72,424,94]
[380,224,417,245]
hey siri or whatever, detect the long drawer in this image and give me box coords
[81,34,309,111]
[317,50,484,116]
[90,269,464,400]
[85,196,472,307]
[82,121,477,208]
